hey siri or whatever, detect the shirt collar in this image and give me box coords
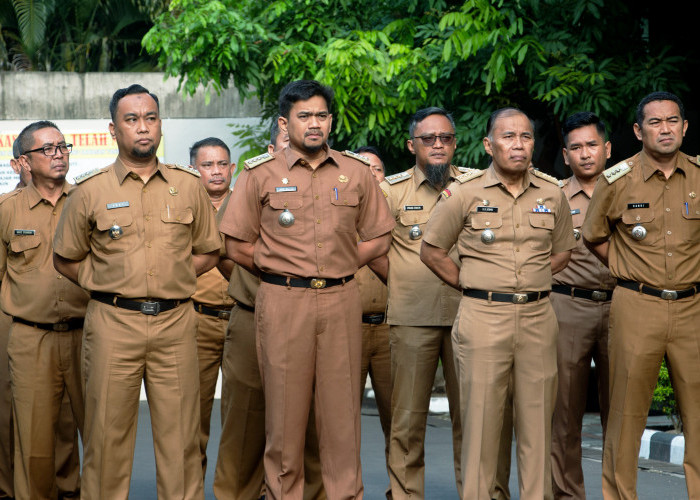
[565,175,587,199]
[283,144,339,170]
[413,164,462,190]
[114,157,169,184]
[26,179,70,208]
[639,150,687,181]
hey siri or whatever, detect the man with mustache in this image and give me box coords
[219,79,394,500]
[0,122,88,499]
[373,107,464,499]
[188,137,237,479]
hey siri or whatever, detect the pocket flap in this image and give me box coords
[622,209,654,224]
[470,212,503,230]
[10,234,40,252]
[96,211,133,231]
[528,212,555,229]
[330,190,359,207]
[161,208,194,224]
[270,193,303,210]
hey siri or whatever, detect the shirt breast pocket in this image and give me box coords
[9,234,41,273]
[681,200,700,243]
[161,208,194,249]
[469,212,504,249]
[269,193,304,235]
[331,190,360,233]
[621,209,657,246]
[398,209,430,243]
[95,210,134,253]
[528,212,555,251]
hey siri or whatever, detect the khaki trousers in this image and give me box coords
[360,322,392,470]
[256,281,363,500]
[7,322,84,500]
[214,304,327,500]
[550,292,610,499]
[388,325,462,500]
[453,296,558,500]
[602,287,700,500]
[81,300,203,500]
[194,311,227,477]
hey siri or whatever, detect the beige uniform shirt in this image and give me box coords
[379,165,463,326]
[552,175,615,290]
[192,192,235,308]
[0,181,89,322]
[355,266,387,315]
[53,158,221,299]
[583,151,700,289]
[424,166,576,291]
[219,146,395,279]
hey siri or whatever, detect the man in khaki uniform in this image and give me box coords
[354,146,392,495]
[219,80,394,500]
[214,122,326,500]
[0,122,89,499]
[189,137,236,478]
[53,84,220,499]
[583,91,700,500]
[421,107,575,500]
[550,112,615,498]
[372,107,463,500]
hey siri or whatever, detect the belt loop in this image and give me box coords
[112,295,118,306]
[487,291,492,303]
[570,287,575,299]
[637,282,644,294]
[341,277,346,285]
[285,276,291,290]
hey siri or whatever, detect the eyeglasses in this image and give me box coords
[22,143,73,157]
[412,134,455,146]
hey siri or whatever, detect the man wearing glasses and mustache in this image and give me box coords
[371,107,465,499]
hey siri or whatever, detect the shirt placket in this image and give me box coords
[141,177,157,297]
[510,193,525,290]
[311,167,327,276]
[661,172,680,284]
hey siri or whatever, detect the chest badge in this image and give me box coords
[482,200,490,206]
[690,192,697,199]
[338,175,349,183]
[481,228,496,244]
[282,178,289,184]
[573,228,581,240]
[409,224,423,240]
[631,224,647,241]
[169,187,179,196]
[109,224,124,240]
[278,209,295,227]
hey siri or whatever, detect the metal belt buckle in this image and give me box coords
[310,278,327,289]
[53,323,69,332]
[218,311,231,320]
[591,290,608,301]
[140,301,161,315]
[512,293,528,304]
[661,290,678,300]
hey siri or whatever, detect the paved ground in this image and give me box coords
[128,399,689,499]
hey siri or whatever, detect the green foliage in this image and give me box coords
[652,359,682,433]
[142,0,692,172]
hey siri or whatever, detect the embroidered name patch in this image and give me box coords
[627,203,649,209]
[107,201,130,210]
[570,208,581,215]
[404,205,424,211]
[476,206,498,213]
[13,229,35,235]
[275,186,298,192]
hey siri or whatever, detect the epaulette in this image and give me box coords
[384,171,412,185]
[0,189,21,205]
[342,150,370,165]
[531,169,561,186]
[690,154,700,166]
[244,152,274,169]
[171,164,201,177]
[74,168,107,184]
[455,169,485,184]
[602,161,631,184]
[456,166,470,173]
[560,177,570,187]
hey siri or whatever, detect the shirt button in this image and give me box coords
[311,172,317,177]
[57,275,62,279]
[145,215,151,221]
[665,185,670,190]
[58,297,64,301]
[315,195,319,200]
[143,188,148,193]
[146,242,152,248]
[319,265,325,271]
[515,248,520,252]
[148,271,154,276]
[667,230,672,235]
[515,223,520,228]
[317,242,323,248]
[514,200,518,205]
[667,252,672,257]
[668,274,673,279]
[665,207,671,212]
[316,218,321,224]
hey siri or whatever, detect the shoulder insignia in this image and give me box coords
[531,169,560,186]
[602,161,632,184]
[384,171,412,185]
[381,188,389,198]
[342,150,371,165]
[74,168,107,184]
[689,154,700,166]
[0,189,21,205]
[456,166,471,173]
[560,177,570,187]
[244,152,274,169]
[171,164,201,177]
[455,169,485,184]
[441,188,453,199]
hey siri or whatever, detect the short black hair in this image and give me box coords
[278,80,334,119]
[189,137,230,165]
[109,84,160,121]
[635,91,685,126]
[270,119,281,146]
[17,120,61,156]
[408,107,455,137]
[353,146,384,171]
[12,138,20,159]
[562,111,607,146]
[485,107,533,138]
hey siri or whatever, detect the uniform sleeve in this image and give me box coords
[218,169,262,243]
[423,182,465,250]
[551,189,577,253]
[0,206,9,278]
[190,181,221,255]
[356,167,394,241]
[53,187,92,261]
[582,176,616,244]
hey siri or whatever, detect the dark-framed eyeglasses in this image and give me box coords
[22,143,73,157]
[412,134,455,146]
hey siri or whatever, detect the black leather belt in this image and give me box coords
[362,313,385,324]
[193,301,231,320]
[462,289,550,304]
[552,284,613,302]
[13,316,84,332]
[260,272,354,289]
[617,280,697,301]
[91,292,187,316]
[235,301,255,313]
